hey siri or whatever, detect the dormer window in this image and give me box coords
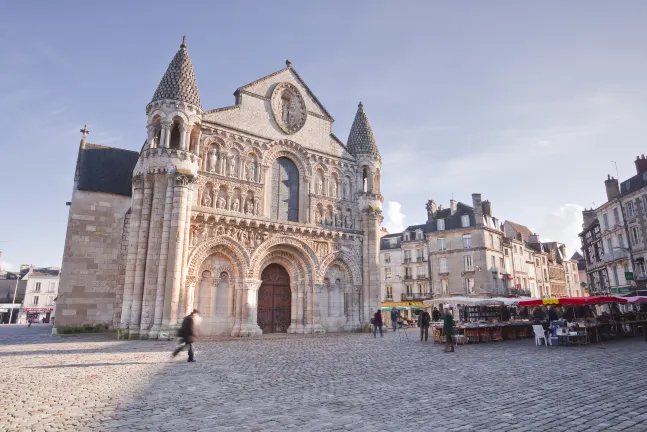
[416,230,423,240]
[461,215,470,228]
[403,232,410,241]
[437,219,445,231]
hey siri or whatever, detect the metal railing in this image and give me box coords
[401,292,432,301]
[602,249,630,263]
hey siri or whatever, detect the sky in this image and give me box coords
[2,1,647,270]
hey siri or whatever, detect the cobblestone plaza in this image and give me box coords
[2,325,647,431]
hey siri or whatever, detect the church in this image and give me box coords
[55,38,384,338]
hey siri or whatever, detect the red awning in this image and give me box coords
[518,296,627,307]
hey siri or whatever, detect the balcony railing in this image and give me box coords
[416,275,428,280]
[602,249,630,263]
[416,257,426,262]
[403,274,414,280]
[404,258,412,263]
[490,267,500,274]
[401,292,432,301]
[384,296,393,302]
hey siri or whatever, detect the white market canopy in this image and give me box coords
[423,297,536,307]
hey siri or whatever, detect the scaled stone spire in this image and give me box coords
[346,102,379,156]
[150,36,201,108]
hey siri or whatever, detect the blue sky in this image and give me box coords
[2,1,647,270]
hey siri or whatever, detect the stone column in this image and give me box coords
[227,277,235,317]
[287,282,300,333]
[161,122,172,148]
[179,186,194,318]
[140,174,165,336]
[129,173,154,338]
[231,279,262,337]
[120,174,144,330]
[149,172,174,338]
[161,172,193,329]
[304,283,325,334]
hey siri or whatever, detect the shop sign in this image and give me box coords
[23,308,52,313]
[625,272,634,281]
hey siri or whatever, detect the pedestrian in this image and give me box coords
[548,306,559,322]
[372,309,383,338]
[390,307,398,332]
[418,309,431,341]
[28,318,32,327]
[501,306,511,322]
[443,308,454,353]
[172,309,200,362]
[432,307,441,322]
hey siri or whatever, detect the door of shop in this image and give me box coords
[257,264,291,333]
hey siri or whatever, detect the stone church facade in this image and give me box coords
[56,39,384,338]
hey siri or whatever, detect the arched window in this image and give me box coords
[362,167,368,193]
[169,123,181,149]
[271,157,299,222]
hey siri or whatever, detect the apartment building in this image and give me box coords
[21,267,60,323]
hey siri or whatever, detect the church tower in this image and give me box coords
[119,37,203,339]
[346,102,383,323]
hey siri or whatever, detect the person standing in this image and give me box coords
[418,309,431,341]
[373,309,383,338]
[432,307,441,322]
[390,307,398,332]
[443,308,454,353]
[172,309,200,362]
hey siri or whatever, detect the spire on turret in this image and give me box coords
[346,101,379,157]
[150,36,201,108]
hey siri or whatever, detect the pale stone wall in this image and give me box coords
[112,210,131,328]
[56,190,131,328]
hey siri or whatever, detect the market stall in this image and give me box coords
[423,297,534,344]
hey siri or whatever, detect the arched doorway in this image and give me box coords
[257,264,291,333]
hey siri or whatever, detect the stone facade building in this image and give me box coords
[56,39,384,337]
[21,267,60,324]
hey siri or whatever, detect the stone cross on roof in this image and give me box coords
[80,125,90,140]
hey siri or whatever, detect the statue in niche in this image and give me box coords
[241,230,248,246]
[342,180,348,199]
[207,149,217,172]
[199,224,208,240]
[244,199,251,214]
[281,95,291,125]
[216,195,224,209]
[241,161,247,180]
[216,226,224,236]
[229,155,237,177]
[347,216,353,229]
[232,198,240,212]
[325,212,332,226]
[316,178,323,195]
[201,191,212,207]
[331,181,337,198]
[333,213,339,227]
[314,211,321,225]
[248,162,256,182]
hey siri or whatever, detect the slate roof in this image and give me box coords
[150,39,201,107]
[506,221,533,240]
[620,171,647,196]
[571,251,583,261]
[346,102,379,157]
[78,145,139,196]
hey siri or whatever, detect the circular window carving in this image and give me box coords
[271,82,307,134]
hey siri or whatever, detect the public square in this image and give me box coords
[1,325,647,432]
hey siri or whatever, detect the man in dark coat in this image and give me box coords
[373,309,383,338]
[390,307,398,332]
[418,310,431,341]
[443,309,455,353]
[172,309,200,362]
[432,307,441,322]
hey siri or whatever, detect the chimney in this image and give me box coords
[582,209,596,229]
[529,233,540,244]
[635,155,647,175]
[450,199,457,215]
[426,200,437,222]
[605,175,620,201]
[482,200,492,217]
[438,204,444,211]
[472,193,484,226]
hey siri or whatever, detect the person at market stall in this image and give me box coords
[518,306,529,319]
[390,307,398,332]
[532,307,545,323]
[548,306,559,322]
[443,309,455,353]
[501,307,511,322]
[562,307,574,322]
[432,307,441,322]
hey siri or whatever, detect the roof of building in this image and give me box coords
[506,220,533,240]
[78,145,139,196]
[346,102,379,157]
[235,62,334,121]
[29,268,60,277]
[571,251,583,261]
[150,38,201,108]
[620,171,647,196]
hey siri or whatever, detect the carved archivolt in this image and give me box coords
[318,252,362,286]
[250,235,319,275]
[262,140,312,178]
[186,236,251,281]
[257,251,309,284]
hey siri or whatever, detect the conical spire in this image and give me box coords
[150,36,201,108]
[346,102,379,156]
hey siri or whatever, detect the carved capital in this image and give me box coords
[185,275,197,286]
[132,174,144,189]
[161,121,173,131]
[174,171,195,187]
[243,279,263,292]
[313,284,326,293]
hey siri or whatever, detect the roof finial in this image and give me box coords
[181,35,187,49]
[358,101,363,110]
[80,124,90,140]
[285,59,292,67]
